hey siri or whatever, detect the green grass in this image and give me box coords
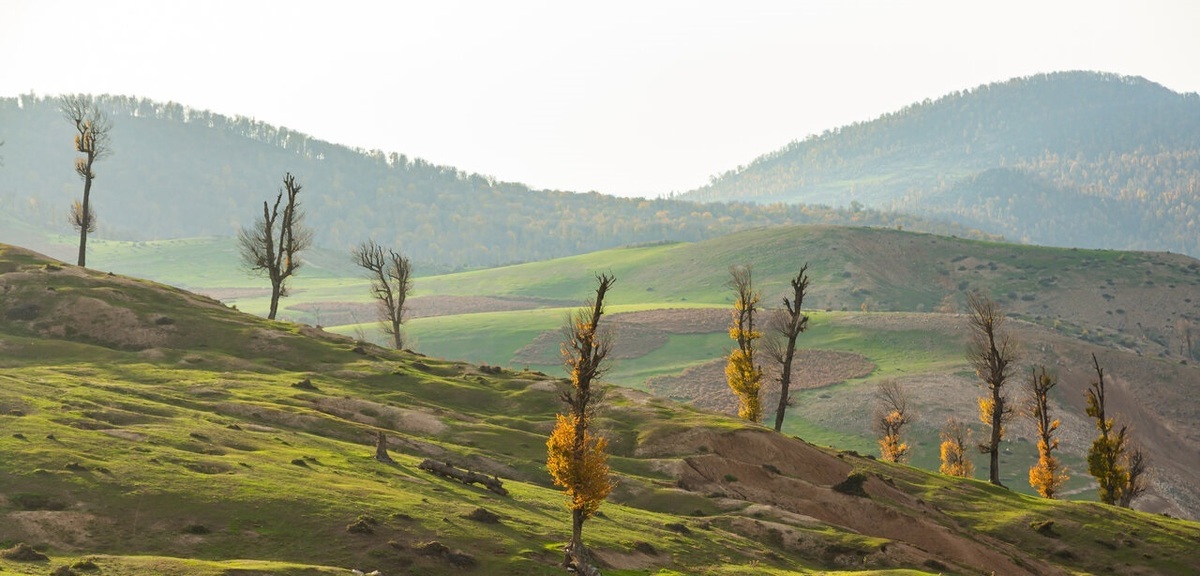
[2,243,1199,575]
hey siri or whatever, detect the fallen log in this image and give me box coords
[418,459,509,496]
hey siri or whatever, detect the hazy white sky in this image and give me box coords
[3,1,1198,197]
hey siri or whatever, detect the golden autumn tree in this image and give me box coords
[939,418,974,478]
[725,265,763,421]
[1027,366,1068,498]
[547,273,615,575]
[873,380,913,463]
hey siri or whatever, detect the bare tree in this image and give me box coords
[351,240,413,349]
[61,95,112,267]
[966,291,1018,486]
[725,265,763,422]
[548,273,616,576]
[764,264,810,432]
[873,379,914,463]
[238,173,313,320]
[1119,445,1149,508]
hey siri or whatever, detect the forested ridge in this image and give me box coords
[0,94,985,268]
[685,71,1200,257]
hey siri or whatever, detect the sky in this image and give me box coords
[2,0,1199,198]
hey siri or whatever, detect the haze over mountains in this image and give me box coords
[4,71,1199,269]
[686,71,1200,257]
[0,93,981,270]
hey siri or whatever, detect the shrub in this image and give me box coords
[1,542,49,561]
[182,524,210,535]
[11,493,64,511]
[463,507,500,524]
[832,470,870,497]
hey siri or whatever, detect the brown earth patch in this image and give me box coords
[592,547,667,571]
[647,349,875,415]
[5,511,109,550]
[100,429,148,442]
[41,296,174,350]
[606,308,729,334]
[307,396,447,435]
[667,428,1066,576]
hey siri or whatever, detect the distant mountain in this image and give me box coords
[683,71,1200,257]
[0,95,986,269]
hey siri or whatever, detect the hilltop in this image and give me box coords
[3,243,1200,575]
[0,95,986,269]
[684,71,1200,257]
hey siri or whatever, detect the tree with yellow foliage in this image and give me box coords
[939,418,974,478]
[873,380,913,463]
[725,265,763,421]
[1027,366,1068,498]
[547,274,615,574]
[1085,354,1147,507]
[966,292,1018,486]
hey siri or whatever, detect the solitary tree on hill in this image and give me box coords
[1027,366,1068,499]
[61,95,112,267]
[966,291,1017,486]
[764,264,810,432]
[725,265,763,422]
[546,273,615,576]
[351,240,413,349]
[238,173,313,320]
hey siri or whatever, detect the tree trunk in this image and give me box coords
[77,164,93,267]
[564,509,602,576]
[268,279,281,320]
[989,389,1004,486]
[374,431,393,463]
[392,317,402,349]
[774,345,796,432]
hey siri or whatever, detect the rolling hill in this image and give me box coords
[3,243,1200,575]
[35,225,1199,522]
[683,71,1200,257]
[0,94,987,269]
[294,226,1199,521]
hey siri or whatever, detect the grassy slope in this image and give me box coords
[3,245,1199,575]
[26,227,1200,514]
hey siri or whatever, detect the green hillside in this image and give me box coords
[321,226,1200,520]
[13,226,1197,519]
[4,244,1200,575]
[684,71,1200,257]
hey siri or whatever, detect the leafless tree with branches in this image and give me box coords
[764,264,810,432]
[61,95,112,267]
[351,240,413,349]
[238,172,313,320]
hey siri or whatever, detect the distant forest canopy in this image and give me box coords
[684,71,1200,257]
[0,94,992,269]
